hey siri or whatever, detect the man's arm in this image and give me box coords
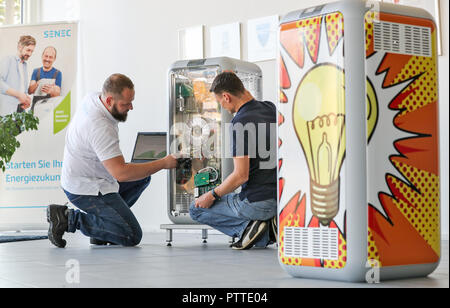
[214,156,249,197]
[195,156,249,208]
[0,57,11,95]
[28,80,38,94]
[102,154,177,183]
[48,85,61,97]
[5,88,31,108]
[28,69,38,94]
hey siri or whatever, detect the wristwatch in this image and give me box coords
[211,189,221,201]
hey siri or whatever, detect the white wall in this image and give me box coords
[40,0,448,238]
[40,0,79,21]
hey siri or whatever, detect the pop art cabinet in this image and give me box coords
[277,0,440,282]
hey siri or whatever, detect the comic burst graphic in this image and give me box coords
[278,11,440,268]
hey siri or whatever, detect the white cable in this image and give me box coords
[197,167,219,182]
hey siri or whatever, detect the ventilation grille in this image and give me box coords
[175,193,194,212]
[373,21,432,57]
[284,227,339,260]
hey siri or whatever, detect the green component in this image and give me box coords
[176,83,193,97]
[194,172,210,187]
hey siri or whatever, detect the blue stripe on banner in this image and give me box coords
[0,206,48,209]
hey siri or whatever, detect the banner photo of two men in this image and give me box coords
[0,22,77,229]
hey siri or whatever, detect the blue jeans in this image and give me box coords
[189,193,277,247]
[63,176,151,246]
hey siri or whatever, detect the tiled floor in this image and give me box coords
[0,231,448,288]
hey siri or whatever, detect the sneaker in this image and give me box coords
[268,216,278,245]
[231,220,268,250]
[47,204,69,248]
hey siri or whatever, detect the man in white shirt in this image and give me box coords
[47,74,177,248]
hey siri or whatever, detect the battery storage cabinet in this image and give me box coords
[162,57,262,245]
[277,0,441,281]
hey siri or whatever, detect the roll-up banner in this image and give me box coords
[0,22,78,230]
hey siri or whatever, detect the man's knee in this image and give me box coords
[118,226,142,247]
[138,176,151,190]
[189,201,202,222]
[121,226,142,247]
[143,175,151,185]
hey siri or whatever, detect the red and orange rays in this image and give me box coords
[367,14,440,266]
[280,26,305,69]
[280,15,322,68]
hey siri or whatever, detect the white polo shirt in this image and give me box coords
[61,92,123,195]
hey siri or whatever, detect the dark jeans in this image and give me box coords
[63,176,151,246]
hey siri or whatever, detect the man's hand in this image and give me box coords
[41,84,53,94]
[163,154,178,169]
[195,191,216,209]
[18,93,31,109]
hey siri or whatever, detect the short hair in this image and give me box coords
[18,35,36,48]
[102,74,134,98]
[210,72,245,96]
[42,46,57,59]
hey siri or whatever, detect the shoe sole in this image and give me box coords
[271,217,278,242]
[233,221,267,250]
[47,206,67,248]
[90,238,108,245]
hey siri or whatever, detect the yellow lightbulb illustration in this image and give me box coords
[293,64,378,226]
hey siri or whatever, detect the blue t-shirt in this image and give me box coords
[31,67,62,87]
[231,99,277,202]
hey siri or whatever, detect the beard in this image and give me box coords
[111,104,128,122]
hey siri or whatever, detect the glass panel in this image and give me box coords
[236,71,262,101]
[169,66,222,216]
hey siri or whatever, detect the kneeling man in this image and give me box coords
[190,72,277,250]
[47,74,177,248]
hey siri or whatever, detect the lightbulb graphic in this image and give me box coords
[293,64,378,226]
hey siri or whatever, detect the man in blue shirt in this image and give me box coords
[0,35,36,116]
[28,46,62,98]
[190,72,278,250]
